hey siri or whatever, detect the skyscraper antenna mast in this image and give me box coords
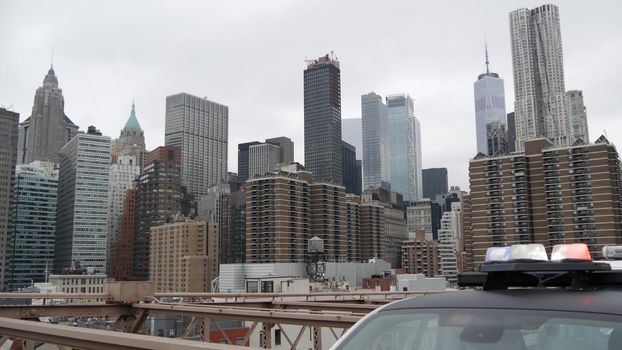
[485,37,490,74]
[51,46,54,69]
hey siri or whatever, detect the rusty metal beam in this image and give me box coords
[133,303,362,328]
[0,317,263,350]
[0,304,133,319]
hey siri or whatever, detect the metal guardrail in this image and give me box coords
[0,317,263,350]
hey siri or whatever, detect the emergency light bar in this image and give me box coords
[484,243,593,263]
[463,243,621,290]
[603,246,622,260]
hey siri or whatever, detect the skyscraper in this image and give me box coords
[474,45,507,155]
[237,141,261,182]
[265,136,294,164]
[304,53,342,183]
[422,168,448,200]
[133,146,184,280]
[10,161,57,291]
[165,93,228,196]
[507,112,517,152]
[111,102,146,169]
[341,141,359,195]
[17,66,79,165]
[342,118,363,159]
[567,90,589,143]
[107,154,139,272]
[248,143,281,178]
[55,126,111,273]
[0,108,19,291]
[361,92,390,190]
[387,94,422,201]
[510,4,572,151]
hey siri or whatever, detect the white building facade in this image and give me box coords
[248,143,281,178]
[438,202,462,283]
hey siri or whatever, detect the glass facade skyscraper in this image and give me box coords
[387,94,422,202]
[361,92,390,190]
[473,47,507,155]
[10,161,57,290]
[303,53,342,183]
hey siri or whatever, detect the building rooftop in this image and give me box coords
[123,102,142,131]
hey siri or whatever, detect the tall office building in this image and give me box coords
[237,141,261,182]
[111,102,146,169]
[0,108,19,290]
[361,92,390,190]
[422,168,448,200]
[507,112,517,152]
[133,146,184,280]
[9,161,57,290]
[341,141,359,195]
[474,45,507,155]
[17,66,79,165]
[463,137,622,269]
[567,90,589,143]
[342,118,363,159]
[387,94,422,201]
[304,53,342,183]
[55,127,111,273]
[510,4,572,151]
[107,154,140,272]
[265,137,294,164]
[248,143,280,178]
[165,93,228,196]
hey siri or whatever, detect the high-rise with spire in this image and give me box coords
[510,4,572,151]
[17,65,79,165]
[111,101,146,168]
[473,43,507,156]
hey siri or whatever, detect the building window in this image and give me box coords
[274,329,281,345]
[261,281,274,293]
[246,281,258,293]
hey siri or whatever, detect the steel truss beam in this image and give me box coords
[0,304,133,319]
[133,303,362,328]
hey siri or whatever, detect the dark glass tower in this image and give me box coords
[304,53,342,183]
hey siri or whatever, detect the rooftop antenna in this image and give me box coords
[604,129,608,139]
[51,46,54,69]
[484,37,490,74]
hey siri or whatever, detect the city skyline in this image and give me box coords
[2,1,621,189]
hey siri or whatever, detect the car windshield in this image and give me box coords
[335,308,622,350]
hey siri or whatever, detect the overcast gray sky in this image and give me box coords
[2,0,621,190]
